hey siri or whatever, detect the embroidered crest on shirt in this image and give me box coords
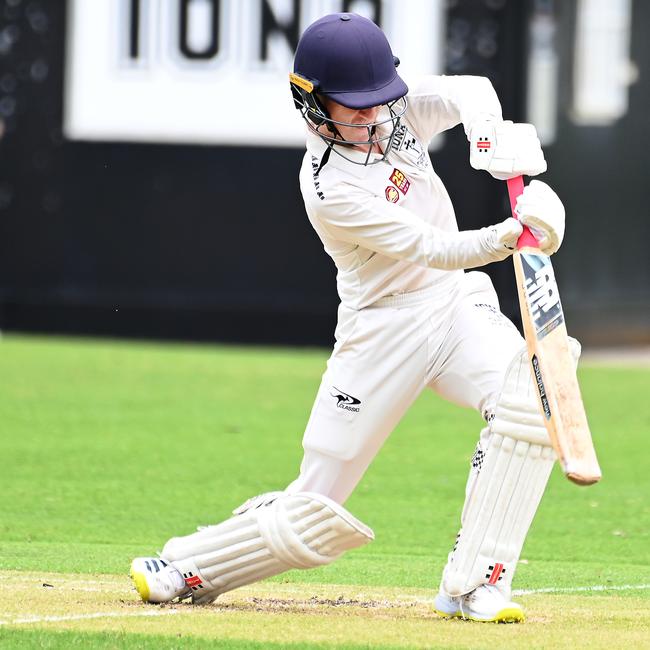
[389,168,410,194]
[385,186,399,203]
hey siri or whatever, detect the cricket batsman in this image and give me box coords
[131,13,570,623]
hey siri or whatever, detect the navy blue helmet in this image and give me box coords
[290,13,408,165]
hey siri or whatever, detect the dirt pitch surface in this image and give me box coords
[1,571,649,649]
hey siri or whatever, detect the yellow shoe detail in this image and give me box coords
[435,606,524,623]
[130,561,151,602]
[467,606,525,624]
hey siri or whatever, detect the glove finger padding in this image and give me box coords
[515,180,565,255]
[481,217,523,262]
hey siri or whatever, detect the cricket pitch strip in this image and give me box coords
[0,571,649,649]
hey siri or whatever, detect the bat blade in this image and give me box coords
[508,177,601,486]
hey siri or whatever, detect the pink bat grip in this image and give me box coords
[506,176,539,249]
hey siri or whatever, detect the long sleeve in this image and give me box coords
[313,185,499,272]
[405,75,503,144]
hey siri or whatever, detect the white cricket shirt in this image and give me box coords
[298,75,503,310]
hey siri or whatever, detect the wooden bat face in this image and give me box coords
[507,177,601,486]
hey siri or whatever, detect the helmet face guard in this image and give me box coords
[290,74,407,165]
[290,13,409,166]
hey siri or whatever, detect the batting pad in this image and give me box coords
[161,492,374,604]
[442,340,580,599]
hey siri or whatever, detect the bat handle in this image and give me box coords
[506,175,539,250]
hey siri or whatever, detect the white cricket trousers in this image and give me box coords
[286,271,525,504]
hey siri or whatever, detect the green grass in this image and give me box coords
[0,629,318,650]
[0,334,649,648]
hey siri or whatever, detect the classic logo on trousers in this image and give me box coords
[330,387,361,413]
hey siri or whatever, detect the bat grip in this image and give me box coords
[506,176,539,250]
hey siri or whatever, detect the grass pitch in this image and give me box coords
[0,334,649,648]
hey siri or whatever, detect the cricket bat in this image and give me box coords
[507,176,601,486]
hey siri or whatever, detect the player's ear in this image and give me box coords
[316,95,341,136]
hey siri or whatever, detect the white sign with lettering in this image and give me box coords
[64,0,443,146]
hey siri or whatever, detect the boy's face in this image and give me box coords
[320,97,382,149]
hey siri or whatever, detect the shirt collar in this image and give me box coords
[304,124,390,179]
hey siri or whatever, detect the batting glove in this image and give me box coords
[469,118,547,180]
[481,217,524,262]
[515,180,566,255]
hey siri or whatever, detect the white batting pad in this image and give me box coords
[442,340,581,598]
[442,429,554,598]
[161,492,374,604]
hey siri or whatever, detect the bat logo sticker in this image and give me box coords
[531,355,552,420]
[522,253,564,338]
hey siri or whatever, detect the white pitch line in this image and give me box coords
[404,584,650,607]
[513,584,650,596]
[0,609,181,626]
[50,585,125,594]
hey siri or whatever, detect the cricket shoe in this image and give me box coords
[434,584,524,623]
[130,557,189,603]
